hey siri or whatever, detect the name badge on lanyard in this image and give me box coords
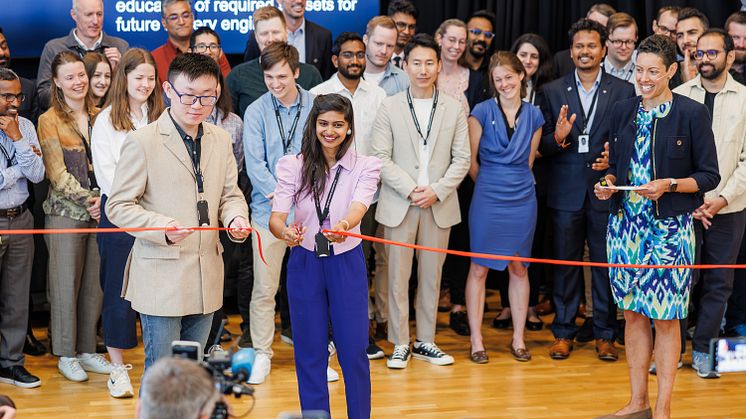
[576,84,600,155]
[578,134,590,153]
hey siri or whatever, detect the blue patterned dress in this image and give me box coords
[606,101,695,320]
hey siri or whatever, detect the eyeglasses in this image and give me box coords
[168,82,217,107]
[0,93,25,103]
[395,21,417,32]
[468,28,495,40]
[656,25,676,36]
[192,43,221,53]
[608,39,636,48]
[166,11,192,23]
[695,49,724,60]
[339,51,366,60]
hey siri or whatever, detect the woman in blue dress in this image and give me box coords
[465,51,544,363]
[594,35,719,419]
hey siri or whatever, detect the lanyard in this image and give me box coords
[575,84,600,134]
[170,112,205,194]
[313,166,343,232]
[0,140,14,168]
[76,115,98,189]
[271,92,302,155]
[406,88,439,146]
[496,98,524,141]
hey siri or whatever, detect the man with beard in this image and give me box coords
[539,19,635,361]
[674,7,709,87]
[674,29,746,377]
[388,0,418,69]
[726,11,746,83]
[463,10,495,74]
[0,67,45,389]
[363,16,409,96]
[554,4,616,77]
[243,0,334,79]
[0,29,37,124]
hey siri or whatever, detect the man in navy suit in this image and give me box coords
[539,18,635,361]
[243,0,333,79]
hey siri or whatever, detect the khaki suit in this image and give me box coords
[371,91,470,345]
[106,111,248,317]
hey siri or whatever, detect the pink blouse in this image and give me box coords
[273,149,382,254]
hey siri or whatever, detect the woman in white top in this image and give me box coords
[91,48,163,399]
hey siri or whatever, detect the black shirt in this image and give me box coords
[704,91,716,119]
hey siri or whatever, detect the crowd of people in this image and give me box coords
[1,0,746,418]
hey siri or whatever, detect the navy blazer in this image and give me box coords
[243,19,333,79]
[607,94,720,218]
[539,70,636,212]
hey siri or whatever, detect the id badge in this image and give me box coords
[314,232,330,258]
[197,200,210,226]
[578,134,590,154]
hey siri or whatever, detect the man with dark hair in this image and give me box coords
[463,10,496,73]
[652,6,681,42]
[227,6,322,117]
[151,0,232,83]
[242,42,315,385]
[0,29,38,124]
[674,29,746,378]
[363,16,410,96]
[0,67,45,389]
[387,0,418,68]
[372,33,470,370]
[726,11,746,77]
[243,0,334,79]
[554,3,617,77]
[106,53,250,369]
[675,7,710,85]
[540,19,635,361]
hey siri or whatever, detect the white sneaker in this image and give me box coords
[248,352,271,385]
[387,344,411,369]
[108,364,134,398]
[58,357,88,382]
[412,341,454,366]
[78,353,114,375]
[326,366,339,382]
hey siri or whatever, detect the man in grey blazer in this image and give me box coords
[371,34,470,369]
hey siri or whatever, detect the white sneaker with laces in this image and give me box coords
[78,353,114,375]
[58,357,88,382]
[108,364,134,398]
[387,344,411,369]
[248,352,271,385]
[412,341,454,366]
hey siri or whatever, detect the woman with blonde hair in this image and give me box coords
[91,47,163,398]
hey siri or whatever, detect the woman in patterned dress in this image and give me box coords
[594,35,720,419]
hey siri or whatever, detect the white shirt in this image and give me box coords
[391,51,405,68]
[73,29,103,50]
[412,96,434,186]
[310,74,387,156]
[363,69,385,87]
[91,104,150,196]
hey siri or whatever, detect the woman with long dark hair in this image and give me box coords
[269,94,381,419]
[83,52,111,107]
[510,33,555,105]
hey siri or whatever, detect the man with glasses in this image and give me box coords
[674,28,746,378]
[36,0,128,110]
[0,67,45,388]
[463,10,495,74]
[604,13,638,83]
[387,0,418,69]
[106,53,250,369]
[151,0,232,83]
[652,6,680,42]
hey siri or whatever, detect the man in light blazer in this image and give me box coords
[106,54,249,369]
[371,34,470,370]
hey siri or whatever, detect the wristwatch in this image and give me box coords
[668,178,678,193]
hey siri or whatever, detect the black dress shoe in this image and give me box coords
[576,318,594,343]
[491,316,512,329]
[449,311,470,336]
[23,333,47,356]
[526,318,544,331]
[0,365,41,388]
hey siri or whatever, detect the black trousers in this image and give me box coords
[442,178,474,306]
[550,200,615,340]
[692,210,746,352]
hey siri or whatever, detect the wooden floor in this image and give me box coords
[5,291,746,418]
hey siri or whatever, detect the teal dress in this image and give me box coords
[606,101,695,320]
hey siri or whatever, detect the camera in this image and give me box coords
[710,336,746,374]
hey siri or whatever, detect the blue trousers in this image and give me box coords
[287,245,370,419]
[140,312,214,369]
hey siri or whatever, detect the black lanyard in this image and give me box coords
[170,112,205,194]
[76,115,98,189]
[0,141,14,168]
[575,83,600,134]
[406,89,439,146]
[271,92,302,155]
[496,98,524,141]
[313,166,343,232]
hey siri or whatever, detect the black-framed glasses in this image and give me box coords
[192,43,221,53]
[395,21,417,32]
[0,93,25,103]
[656,25,676,36]
[608,39,636,48]
[166,11,192,23]
[695,49,724,60]
[468,28,495,40]
[168,82,217,107]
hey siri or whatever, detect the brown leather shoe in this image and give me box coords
[549,338,573,359]
[535,298,554,315]
[470,347,489,364]
[596,339,619,361]
[509,341,531,362]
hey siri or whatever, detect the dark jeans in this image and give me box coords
[726,217,746,332]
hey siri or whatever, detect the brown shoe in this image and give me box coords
[509,341,531,362]
[535,298,554,316]
[549,338,573,359]
[470,347,489,364]
[594,407,652,419]
[596,339,619,361]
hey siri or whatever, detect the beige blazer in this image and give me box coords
[106,111,248,317]
[371,91,470,229]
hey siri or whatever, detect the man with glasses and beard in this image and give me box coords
[674,29,746,377]
[462,10,496,74]
[726,11,746,83]
[387,0,418,68]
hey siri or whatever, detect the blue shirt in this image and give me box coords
[573,69,603,133]
[243,88,315,228]
[288,19,306,63]
[0,116,45,209]
[379,62,410,96]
